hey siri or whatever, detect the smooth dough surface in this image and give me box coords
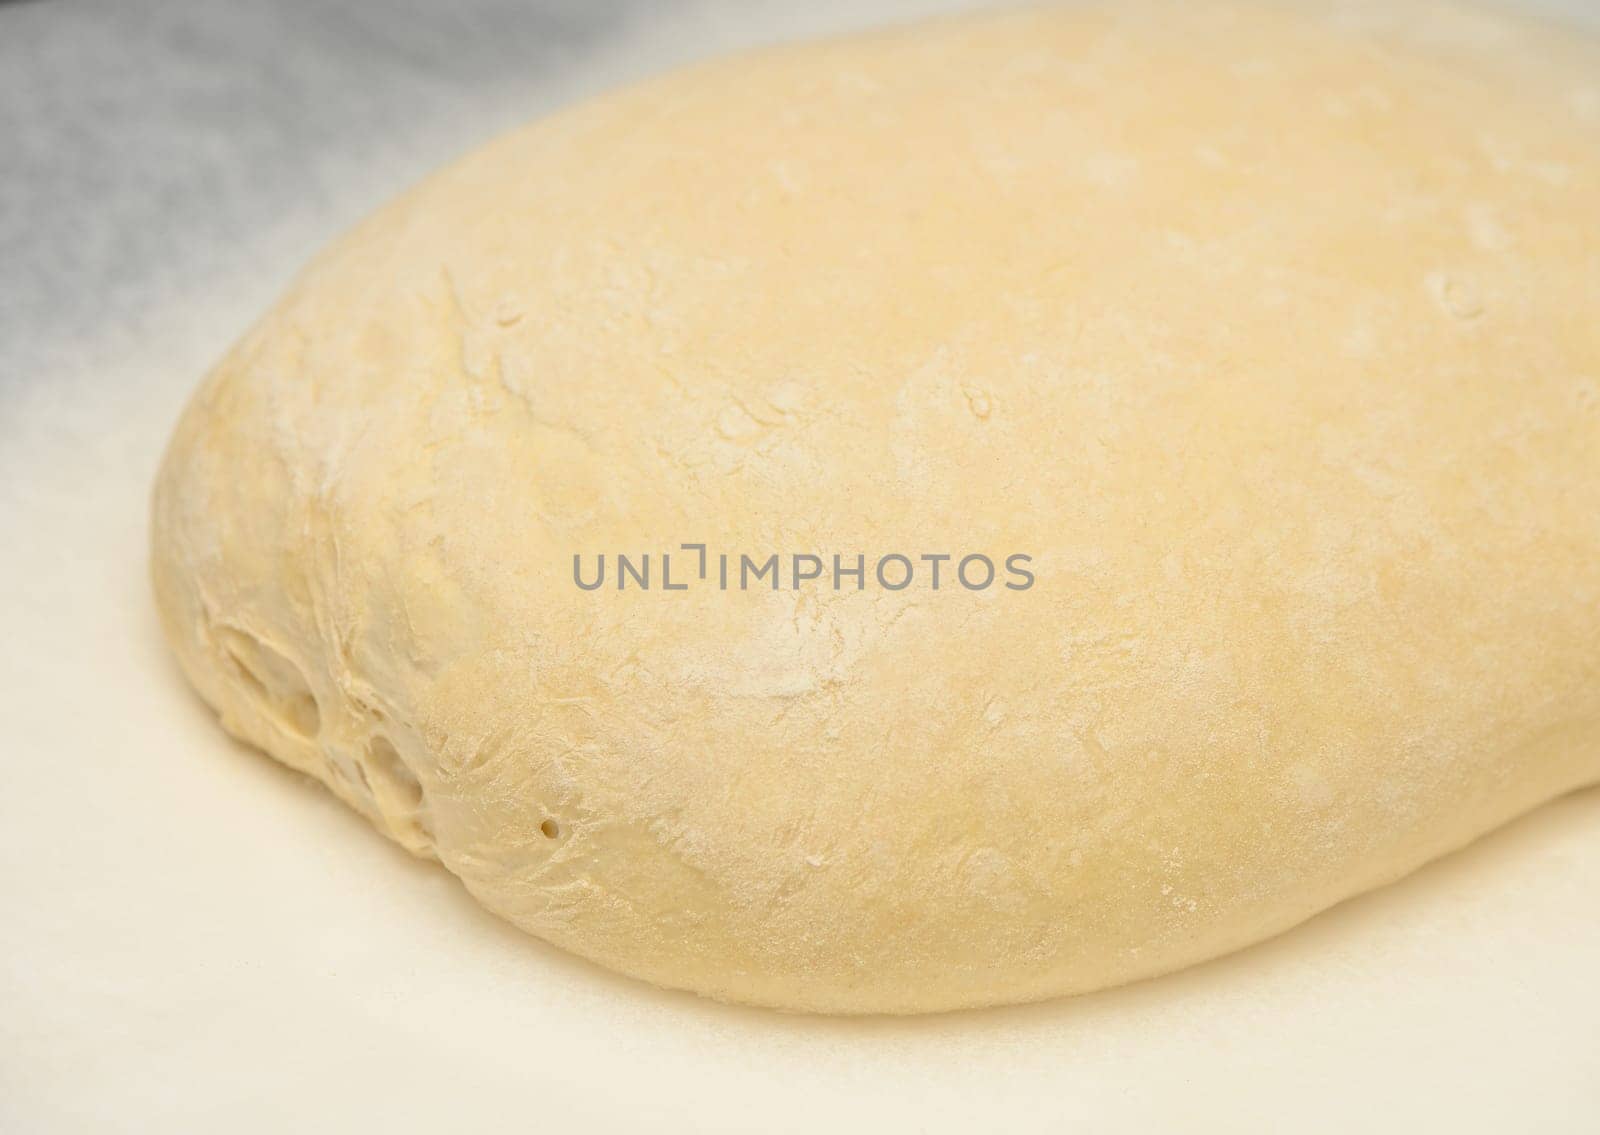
[151,0,1600,1013]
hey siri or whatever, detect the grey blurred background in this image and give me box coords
[0,0,653,390]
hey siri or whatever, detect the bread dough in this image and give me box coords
[150,0,1600,1013]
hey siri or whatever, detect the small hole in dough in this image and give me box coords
[217,628,320,739]
[284,692,321,738]
[540,819,561,840]
[327,750,372,799]
[223,645,269,700]
[366,735,424,812]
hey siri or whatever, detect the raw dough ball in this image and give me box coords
[151,0,1600,1013]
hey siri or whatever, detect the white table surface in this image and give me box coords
[3,1,1598,1130]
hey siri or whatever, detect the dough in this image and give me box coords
[150,0,1600,1013]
